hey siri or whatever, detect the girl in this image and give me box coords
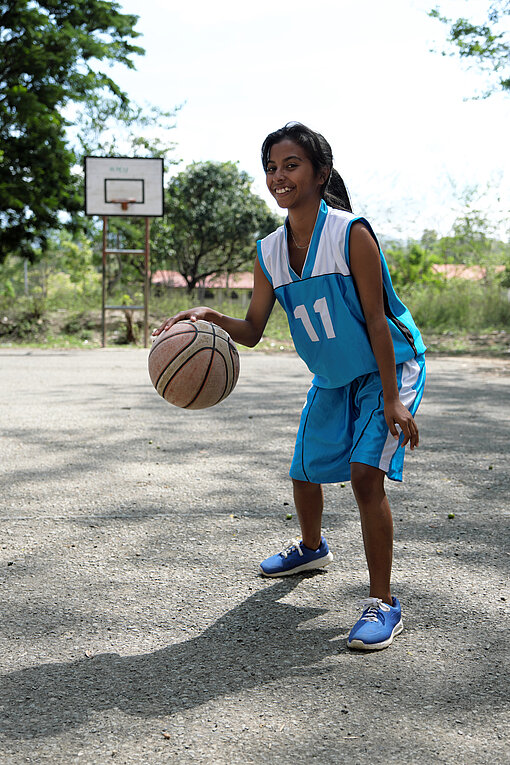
[154,123,426,651]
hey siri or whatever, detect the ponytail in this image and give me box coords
[323,168,352,213]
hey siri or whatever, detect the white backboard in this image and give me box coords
[84,156,164,217]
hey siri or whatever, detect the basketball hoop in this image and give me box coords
[84,156,164,348]
[110,198,137,211]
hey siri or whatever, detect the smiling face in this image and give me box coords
[265,139,328,211]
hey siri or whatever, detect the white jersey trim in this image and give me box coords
[378,358,421,473]
[310,211,351,279]
[258,203,354,290]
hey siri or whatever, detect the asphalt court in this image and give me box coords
[1,348,509,764]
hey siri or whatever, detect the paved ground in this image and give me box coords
[0,348,509,764]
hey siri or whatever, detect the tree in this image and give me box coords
[152,162,281,293]
[73,94,179,162]
[386,242,442,291]
[430,1,510,96]
[0,1,144,262]
[436,214,509,283]
[433,185,510,278]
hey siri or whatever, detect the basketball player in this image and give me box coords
[154,122,426,651]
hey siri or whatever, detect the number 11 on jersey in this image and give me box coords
[293,297,336,342]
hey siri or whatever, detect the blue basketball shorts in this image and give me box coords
[290,354,426,484]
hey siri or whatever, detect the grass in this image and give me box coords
[400,280,510,333]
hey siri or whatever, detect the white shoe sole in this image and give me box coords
[347,619,404,651]
[259,552,334,577]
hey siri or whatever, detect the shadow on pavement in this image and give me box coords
[0,579,346,740]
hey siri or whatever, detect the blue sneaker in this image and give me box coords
[259,537,333,577]
[347,597,403,650]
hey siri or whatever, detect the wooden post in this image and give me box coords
[144,216,150,348]
[102,216,108,348]
[102,215,150,348]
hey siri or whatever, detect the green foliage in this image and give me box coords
[435,187,509,274]
[39,230,100,308]
[0,294,49,340]
[402,279,510,332]
[92,216,148,304]
[73,95,179,166]
[46,230,96,287]
[0,1,144,262]
[388,186,509,292]
[500,262,510,288]
[0,253,21,299]
[386,243,442,291]
[430,2,510,95]
[384,191,509,336]
[0,230,100,312]
[437,216,506,270]
[152,161,282,292]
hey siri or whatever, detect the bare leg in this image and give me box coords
[292,478,323,550]
[350,462,393,605]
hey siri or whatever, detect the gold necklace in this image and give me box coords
[288,224,310,249]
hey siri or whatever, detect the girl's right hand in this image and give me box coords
[152,307,217,337]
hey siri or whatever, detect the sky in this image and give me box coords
[109,0,510,241]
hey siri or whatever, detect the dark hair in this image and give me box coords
[261,122,352,213]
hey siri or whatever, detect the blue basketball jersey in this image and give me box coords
[257,200,426,388]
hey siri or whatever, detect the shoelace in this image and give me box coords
[280,539,303,559]
[358,597,391,622]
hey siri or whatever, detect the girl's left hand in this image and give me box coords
[384,400,419,450]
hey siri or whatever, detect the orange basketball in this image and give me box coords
[148,320,240,409]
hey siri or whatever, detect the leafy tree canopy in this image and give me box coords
[152,161,282,293]
[73,95,179,161]
[430,1,510,96]
[0,0,144,261]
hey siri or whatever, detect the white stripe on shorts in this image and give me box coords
[378,358,421,473]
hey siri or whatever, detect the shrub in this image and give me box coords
[402,280,510,332]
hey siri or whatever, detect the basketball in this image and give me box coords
[148,320,240,409]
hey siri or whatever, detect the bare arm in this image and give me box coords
[349,223,419,449]
[152,256,276,348]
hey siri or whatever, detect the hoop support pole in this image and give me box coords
[144,217,150,348]
[101,215,151,348]
[102,216,108,348]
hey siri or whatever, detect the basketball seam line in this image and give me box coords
[226,342,239,397]
[160,346,212,402]
[148,320,198,361]
[184,324,226,409]
[154,324,198,390]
